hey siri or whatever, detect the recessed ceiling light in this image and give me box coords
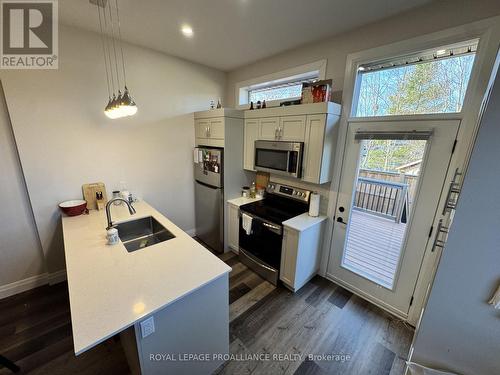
[436,49,447,56]
[181,25,194,38]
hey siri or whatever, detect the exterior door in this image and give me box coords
[327,119,459,318]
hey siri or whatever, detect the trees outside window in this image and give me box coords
[356,54,475,117]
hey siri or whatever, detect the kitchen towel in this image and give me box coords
[309,192,320,217]
[242,213,253,235]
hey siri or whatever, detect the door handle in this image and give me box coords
[208,126,211,137]
[279,127,283,139]
[336,217,347,225]
[431,219,449,252]
[275,128,278,139]
[205,126,209,137]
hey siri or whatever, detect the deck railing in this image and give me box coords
[353,177,408,223]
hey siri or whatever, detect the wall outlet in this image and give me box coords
[140,316,155,338]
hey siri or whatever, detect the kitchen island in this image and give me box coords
[62,201,231,374]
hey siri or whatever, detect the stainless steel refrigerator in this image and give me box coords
[194,147,224,253]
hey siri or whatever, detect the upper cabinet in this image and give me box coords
[257,116,306,141]
[195,119,210,139]
[243,102,341,184]
[244,119,259,171]
[194,108,244,148]
[195,118,225,141]
[279,115,306,141]
[302,114,338,184]
[258,117,280,140]
[207,118,224,139]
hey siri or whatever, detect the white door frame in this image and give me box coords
[328,119,459,319]
[319,16,500,326]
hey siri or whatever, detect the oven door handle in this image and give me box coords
[262,222,281,231]
[239,211,283,235]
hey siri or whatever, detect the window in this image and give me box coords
[236,60,326,107]
[355,41,477,117]
[249,83,304,103]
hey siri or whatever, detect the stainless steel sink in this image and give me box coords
[115,216,175,252]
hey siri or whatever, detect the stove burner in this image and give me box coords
[240,193,309,224]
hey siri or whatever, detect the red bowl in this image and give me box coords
[59,200,88,216]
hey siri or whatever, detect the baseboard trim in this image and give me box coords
[0,273,48,299]
[48,269,67,285]
[0,269,68,299]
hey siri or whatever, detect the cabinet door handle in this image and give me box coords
[205,126,209,137]
[279,127,283,139]
[208,126,211,137]
[275,127,278,139]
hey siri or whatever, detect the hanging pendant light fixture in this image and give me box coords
[94,0,137,119]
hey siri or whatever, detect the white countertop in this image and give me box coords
[62,201,231,355]
[227,196,263,206]
[283,212,328,231]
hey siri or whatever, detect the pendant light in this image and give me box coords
[94,0,137,119]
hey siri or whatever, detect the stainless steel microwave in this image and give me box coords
[254,140,304,178]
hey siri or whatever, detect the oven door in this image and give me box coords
[238,212,283,284]
[254,141,303,178]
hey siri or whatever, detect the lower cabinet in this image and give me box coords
[280,219,326,292]
[280,228,299,287]
[227,203,240,252]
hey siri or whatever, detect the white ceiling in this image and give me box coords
[60,0,433,71]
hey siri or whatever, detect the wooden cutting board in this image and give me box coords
[82,182,108,210]
[256,171,270,189]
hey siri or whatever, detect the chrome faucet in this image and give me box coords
[106,197,136,230]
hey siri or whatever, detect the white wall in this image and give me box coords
[225,0,500,107]
[410,59,500,375]
[0,25,226,275]
[0,84,46,289]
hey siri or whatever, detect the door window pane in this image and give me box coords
[355,54,475,116]
[341,139,427,289]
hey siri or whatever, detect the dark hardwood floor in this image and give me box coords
[0,250,413,375]
[0,282,129,375]
[217,251,414,375]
